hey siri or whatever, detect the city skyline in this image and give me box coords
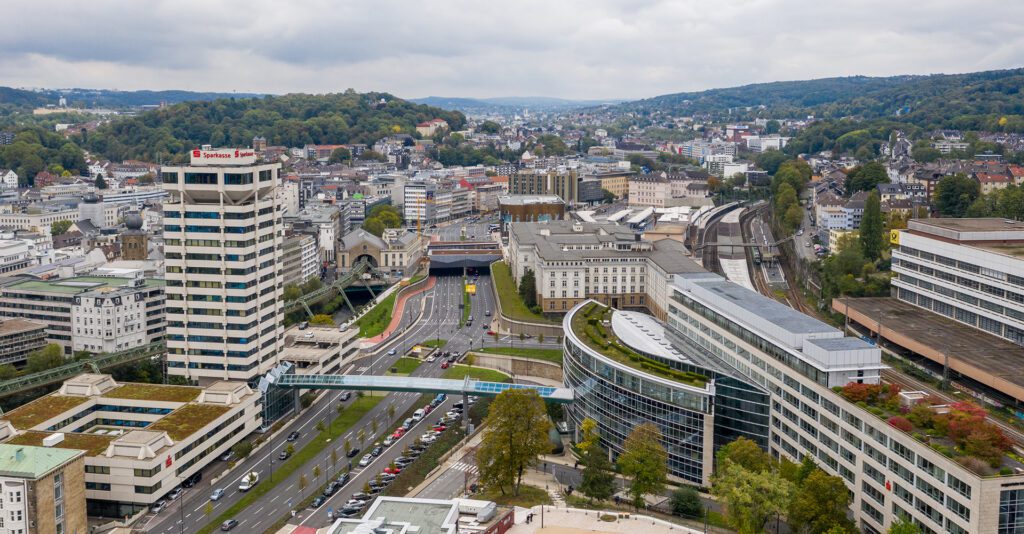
[2,0,1023,100]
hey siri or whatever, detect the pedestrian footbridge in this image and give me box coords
[272,373,574,403]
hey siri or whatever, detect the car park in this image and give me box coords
[221,519,239,531]
[210,488,226,501]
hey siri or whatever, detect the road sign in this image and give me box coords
[466,284,477,294]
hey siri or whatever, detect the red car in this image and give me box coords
[423,405,433,414]
[392,429,405,439]
[432,424,447,432]
[487,330,496,336]
[441,361,450,369]
[383,466,402,475]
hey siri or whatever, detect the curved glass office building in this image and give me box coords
[563,299,769,486]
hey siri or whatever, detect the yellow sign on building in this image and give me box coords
[890,229,901,245]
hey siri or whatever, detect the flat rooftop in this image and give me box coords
[498,195,564,205]
[834,297,1024,402]
[907,217,1024,242]
[0,318,46,335]
[687,275,836,337]
[2,275,164,295]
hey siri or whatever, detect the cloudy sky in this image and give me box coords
[3,0,1023,101]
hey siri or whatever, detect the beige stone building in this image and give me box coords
[0,443,87,534]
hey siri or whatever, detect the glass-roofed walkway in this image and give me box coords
[274,373,574,403]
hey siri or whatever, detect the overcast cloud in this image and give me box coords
[2,0,1023,100]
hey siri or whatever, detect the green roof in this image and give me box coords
[102,384,200,403]
[2,395,90,429]
[5,276,164,295]
[0,443,83,479]
[7,432,113,457]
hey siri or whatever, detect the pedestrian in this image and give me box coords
[291,510,296,518]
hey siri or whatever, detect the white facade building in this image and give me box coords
[71,284,150,354]
[161,148,285,384]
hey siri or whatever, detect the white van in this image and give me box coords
[412,409,425,422]
[238,472,260,492]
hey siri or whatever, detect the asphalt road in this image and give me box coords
[414,448,478,499]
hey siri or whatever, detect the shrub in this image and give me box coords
[1001,468,1014,476]
[888,416,913,432]
[956,455,995,476]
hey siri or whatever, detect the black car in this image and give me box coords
[394,456,413,465]
[367,485,383,495]
[182,472,202,488]
[286,431,300,442]
[339,507,362,517]
[410,443,428,452]
[336,472,351,485]
[309,496,326,508]
[380,473,397,482]
[323,482,339,496]
[346,447,361,458]
[371,446,383,457]
[350,492,371,502]
[339,391,352,401]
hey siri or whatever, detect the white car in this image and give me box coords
[426,355,436,362]
[382,435,395,447]
[387,349,397,356]
[420,433,438,443]
[151,500,166,514]
[359,454,373,467]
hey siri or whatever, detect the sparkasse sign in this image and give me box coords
[190,148,257,165]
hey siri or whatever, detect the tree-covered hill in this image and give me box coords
[613,68,1024,132]
[81,91,465,163]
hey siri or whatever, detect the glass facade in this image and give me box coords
[1001,488,1024,533]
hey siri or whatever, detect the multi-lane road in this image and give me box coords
[143,218,523,533]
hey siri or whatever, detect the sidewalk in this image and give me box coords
[409,430,485,496]
[366,276,436,344]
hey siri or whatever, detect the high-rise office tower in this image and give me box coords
[161,148,285,385]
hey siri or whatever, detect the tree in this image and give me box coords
[25,344,64,374]
[316,420,326,433]
[358,150,388,162]
[478,120,501,134]
[231,441,253,459]
[299,474,308,494]
[50,220,72,236]
[335,402,345,429]
[465,353,476,367]
[788,469,855,533]
[477,388,552,496]
[579,445,615,502]
[765,120,781,135]
[329,147,352,164]
[860,191,884,261]
[0,364,16,380]
[95,174,108,189]
[204,501,213,517]
[344,438,352,456]
[712,461,793,534]
[601,188,616,203]
[518,268,537,308]
[756,149,789,175]
[357,428,366,445]
[670,486,704,519]
[372,418,379,435]
[283,284,302,301]
[578,417,600,455]
[844,162,889,195]
[285,443,295,456]
[363,217,386,237]
[935,173,980,218]
[716,436,772,473]
[387,403,396,420]
[313,464,321,482]
[616,423,668,510]
[888,518,921,534]
[310,314,334,326]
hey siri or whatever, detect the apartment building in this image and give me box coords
[71,284,154,354]
[663,273,1017,533]
[628,175,671,207]
[403,180,436,226]
[161,148,285,384]
[892,218,1024,346]
[281,233,319,288]
[0,444,87,534]
[0,374,261,518]
[0,207,77,233]
[593,171,631,199]
[0,273,164,355]
[0,319,47,365]
[507,221,702,319]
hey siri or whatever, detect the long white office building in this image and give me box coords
[161,148,285,384]
[663,273,1023,533]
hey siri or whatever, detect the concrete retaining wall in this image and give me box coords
[467,351,563,382]
[488,260,564,338]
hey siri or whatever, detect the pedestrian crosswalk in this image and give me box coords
[451,461,478,474]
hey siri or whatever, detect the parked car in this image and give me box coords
[221,519,239,531]
[426,355,436,362]
[359,454,373,467]
[323,482,339,496]
[167,487,184,501]
[380,472,397,482]
[219,451,236,462]
[412,409,425,421]
[309,496,326,508]
[286,431,300,442]
[210,488,226,501]
[339,506,362,517]
[350,492,371,502]
[346,447,361,458]
[392,428,406,438]
[383,465,402,475]
[183,472,202,488]
[487,330,496,335]
[395,457,414,467]
[339,391,352,401]
[432,393,447,406]
[382,435,395,446]
[278,449,290,461]
[483,324,490,330]
[402,418,414,430]
[337,471,351,485]
[433,424,447,432]
[151,500,166,514]
[371,445,383,457]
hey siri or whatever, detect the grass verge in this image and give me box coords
[355,292,398,338]
[420,339,447,349]
[197,396,383,534]
[477,347,563,365]
[478,484,552,507]
[387,357,423,375]
[462,277,471,327]
[442,365,511,383]
[491,261,556,324]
